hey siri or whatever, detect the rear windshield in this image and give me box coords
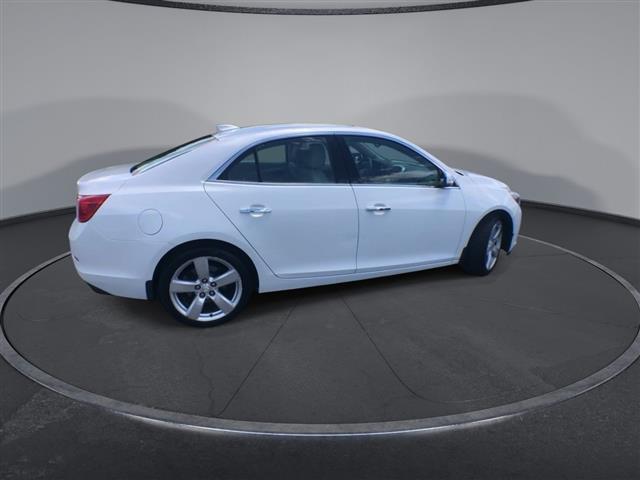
[130,135,213,174]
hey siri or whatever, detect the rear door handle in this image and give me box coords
[366,204,391,212]
[240,205,272,215]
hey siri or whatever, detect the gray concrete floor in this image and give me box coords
[3,238,638,424]
[1,206,639,479]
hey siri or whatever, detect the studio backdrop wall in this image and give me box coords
[1,0,638,221]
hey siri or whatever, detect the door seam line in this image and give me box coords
[349,184,361,272]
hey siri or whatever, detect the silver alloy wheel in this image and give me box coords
[485,221,503,271]
[169,256,242,322]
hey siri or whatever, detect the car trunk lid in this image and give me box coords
[77,163,135,195]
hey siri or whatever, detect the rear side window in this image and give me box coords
[221,150,259,182]
[220,136,337,184]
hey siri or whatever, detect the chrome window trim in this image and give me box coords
[206,179,352,187]
[205,179,460,189]
[351,183,461,189]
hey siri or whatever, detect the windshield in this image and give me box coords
[130,135,213,174]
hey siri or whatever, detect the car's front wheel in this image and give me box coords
[158,247,254,327]
[459,216,504,276]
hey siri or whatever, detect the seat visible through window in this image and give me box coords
[221,136,336,184]
[290,142,331,183]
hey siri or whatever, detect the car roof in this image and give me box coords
[147,123,450,182]
[213,123,388,142]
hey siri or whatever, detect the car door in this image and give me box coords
[340,135,466,272]
[204,135,358,278]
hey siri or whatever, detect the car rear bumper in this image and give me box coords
[69,219,164,300]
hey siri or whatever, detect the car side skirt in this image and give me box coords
[257,258,460,293]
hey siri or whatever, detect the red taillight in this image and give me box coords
[77,194,110,223]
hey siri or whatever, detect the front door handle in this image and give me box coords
[366,204,391,213]
[240,205,272,215]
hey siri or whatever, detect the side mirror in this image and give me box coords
[440,171,456,188]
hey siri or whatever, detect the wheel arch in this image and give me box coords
[464,209,514,254]
[147,239,259,300]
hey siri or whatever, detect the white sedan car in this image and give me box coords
[70,124,521,326]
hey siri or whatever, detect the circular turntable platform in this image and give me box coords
[1,236,638,435]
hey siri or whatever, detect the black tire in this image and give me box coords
[157,246,255,327]
[459,216,504,276]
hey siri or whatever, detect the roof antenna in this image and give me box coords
[215,124,240,134]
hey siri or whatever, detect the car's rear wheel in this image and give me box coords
[158,247,254,327]
[459,216,504,276]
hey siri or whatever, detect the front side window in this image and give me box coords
[220,136,336,184]
[343,136,443,187]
